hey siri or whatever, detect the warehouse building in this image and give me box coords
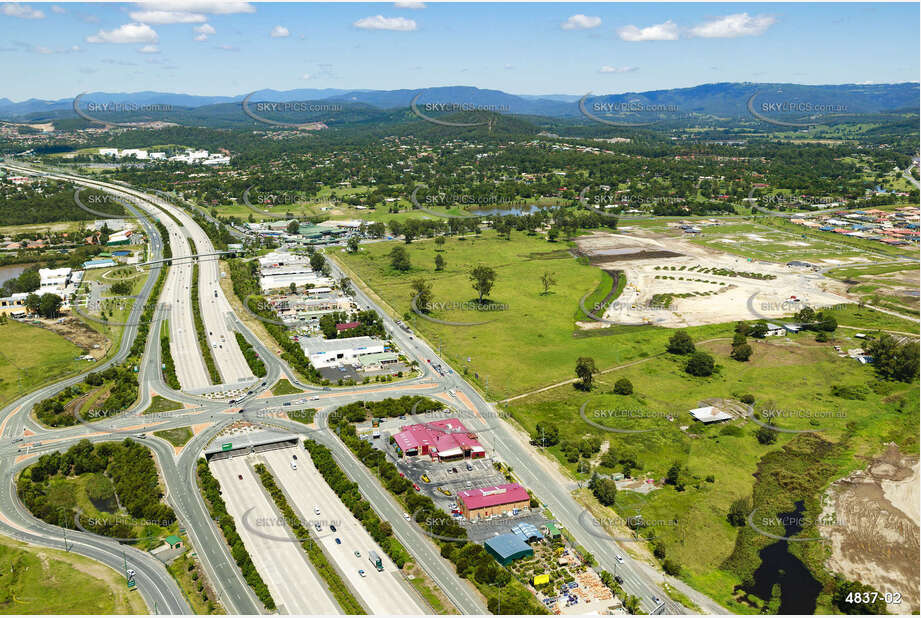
[302,335,385,368]
[484,533,533,566]
[458,483,530,521]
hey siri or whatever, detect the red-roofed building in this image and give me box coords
[457,483,530,521]
[336,321,360,332]
[391,418,485,461]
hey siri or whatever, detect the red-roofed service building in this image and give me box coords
[391,418,485,461]
[457,483,531,521]
[336,321,360,332]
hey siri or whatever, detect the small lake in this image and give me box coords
[0,264,27,289]
[746,500,823,614]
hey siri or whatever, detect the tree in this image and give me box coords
[434,236,446,249]
[286,220,300,235]
[666,330,695,355]
[309,253,325,272]
[589,474,618,506]
[411,279,433,313]
[755,424,778,445]
[731,343,753,361]
[540,270,557,295]
[865,334,920,382]
[531,422,559,447]
[338,277,352,296]
[727,496,751,527]
[434,254,445,271]
[389,246,411,272]
[662,559,681,576]
[346,236,360,253]
[665,462,682,486]
[25,293,41,314]
[613,378,633,395]
[575,356,596,391]
[749,322,769,338]
[468,265,496,302]
[110,280,132,296]
[685,351,715,377]
[289,282,297,294]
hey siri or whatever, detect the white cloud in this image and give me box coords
[561,14,601,30]
[138,44,160,53]
[193,22,214,40]
[133,1,253,15]
[129,10,206,24]
[617,20,679,41]
[87,23,159,44]
[2,4,45,19]
[270,25,289,38]
[689,13,776,38]
[394,1,425,8]
[504,63,514,70]
[217,43,238,51]
[51,5,66,14]
[353,15,417,31]
[302,73,311,80]
[599,65,638,74]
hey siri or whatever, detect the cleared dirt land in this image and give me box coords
[821,445,920,614]
[575,230,855,328]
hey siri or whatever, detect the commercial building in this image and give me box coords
[392,418,485,461]
[457,483,530,521]
[484,533,534,566]
[84,258,117,270]
[302,335,385,368]
[39,267,71,289]
[357,352,400,371]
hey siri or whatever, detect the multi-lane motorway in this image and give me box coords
[0,162,724,615]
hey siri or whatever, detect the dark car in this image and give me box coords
[335,538,341,545]
[329,524,336,532]
[614,575,624,585]
[292,454,298,460]
[238,474,243,480]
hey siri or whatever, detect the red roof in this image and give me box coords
[392,418,483,457]
[458,483,529,510]
[336,321,360,331]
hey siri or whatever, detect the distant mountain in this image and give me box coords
[0,82,916,126]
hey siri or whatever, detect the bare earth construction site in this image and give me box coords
[575,230,855,328]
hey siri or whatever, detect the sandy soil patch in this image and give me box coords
[821,445,920,613]
[574,231,854,328]
[38,317,110,359]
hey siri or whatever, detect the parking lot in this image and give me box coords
[261,445,426,615]
[209,456,339,615]
[359,425,550,543]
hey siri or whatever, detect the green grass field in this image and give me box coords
[0,535,147,614]
[506,335,918,612]
[270,378,302,396]
[143,395,182,415]
[154,426,193,447]
[0,320,89,410]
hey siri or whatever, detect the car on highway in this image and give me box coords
[329,523,336,532]
[403,512,411,521]
[238,474,243,480]
[614,575,624,584]
[290,461,297,470]
[358,569,366,578]
[652,595,662,605]
[354,550,361,557]
[12,438,23,443]
[413,483,421,491]
[615,555,624,564]
[314,506,320,515]
[292,454,298,460]
[335,538,341,544]
[309,395,320,401]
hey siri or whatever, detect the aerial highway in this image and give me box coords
[0,162,719,615]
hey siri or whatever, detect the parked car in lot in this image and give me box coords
[413,483,421,491]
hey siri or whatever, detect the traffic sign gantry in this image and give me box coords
[221,443,232,451]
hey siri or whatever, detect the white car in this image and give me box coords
[615,555,624,564]
[314,506,320,515]
[290,461,297,470]
[402,512,411,521]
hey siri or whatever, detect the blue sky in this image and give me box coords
[1,2,918,101]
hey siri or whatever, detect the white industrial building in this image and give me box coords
[302,336,385,368]
[260,267,332,292]
[689,406,733,424]
[39,267,72,289]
